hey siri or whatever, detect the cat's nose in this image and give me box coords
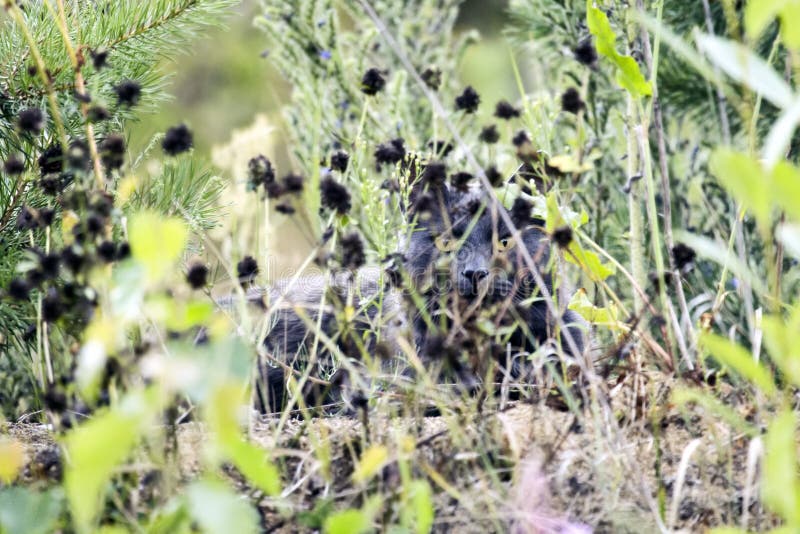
[462,269,489,285]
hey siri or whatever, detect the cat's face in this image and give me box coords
[404,185,551,301]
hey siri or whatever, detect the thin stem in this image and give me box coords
[6,1,69,150]
[46,0,105,189]
[637,0,694,369]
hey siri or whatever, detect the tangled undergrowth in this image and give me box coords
[1,0,800,532]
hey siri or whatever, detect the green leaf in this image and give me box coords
[709,149,771,226]
[0,488,61,534]
[586,4,652,96]
[187,480,259,534]
[695,33,794,109]
[324,496,381,534]
[700,334,776,396]
[770,162,800,221]
[565,242,615,282]
[64,389,158,533]
[408,480,434,534]
[226,440,282,497]
[324,509,372,534]
[568,288,621,327]
[744,0,788,41]
[761,315,800,387]
[779,3,800,48]
[146,501,191,534]
[763,411,800,524]
[352,445,389,483]
[128,212,188,282]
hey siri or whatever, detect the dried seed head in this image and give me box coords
[494,100,521,120]
[162,124,193,156]
[320,175,352,214]
[340,232,366,270]
[3,155,25,175]
[450,171,473,192]
[100,134,125,170]
[510,197,533,228]
[186,263,209,289]
[91,48,109,70]
[552,226,573,248]
[374,138,406,167]
[421,66,442,90]
[7,278,30,301]
[479,124,500,144]
[114,79,142,107]
[330,150,350,172]
[282,172,304,194]
[18,108,44,133]
[237,256,259,284]
[560,88,585,114]
[455,86,480,113]
[573,39,598,67]
[360,68,386,95]
[672,243,696,272]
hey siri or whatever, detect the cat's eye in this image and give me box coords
[434,235,458,252]
[496,236,515,252]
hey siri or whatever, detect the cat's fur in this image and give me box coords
[239,183,587,413]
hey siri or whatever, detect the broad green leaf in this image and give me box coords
[352,445,389,483]
[565,242,615,282]
[544,192,588,232]
[762,411,800,524]
[744,0,788,41]
[761,315,800,387]
[780,3,800,47]
[187,480,259,534]
[0,488,61,534]
[770,162,800,221]
[696,33,793,109]
[324,509,371,534]
[324,497,381,534]
[226,440,282,497]
[0,440,24,484]
[64,389,158,533]
[128,212,188,282]
[408,480,434,534]
[709,149,771,226]
[586,4,652,96]
[548,153,595,174]
[146,500,191,534]
[204,382,281,496]
[700,334,776,396]
[568,288,621,328]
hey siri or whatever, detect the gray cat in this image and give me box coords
[241,181,587,413]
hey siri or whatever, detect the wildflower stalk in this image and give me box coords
[637,0,694,368]
[47,0,106,189]
[701,0,757,341]
[5,1,69,151]
[625,97,646,317]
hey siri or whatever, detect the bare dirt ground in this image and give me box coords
[5,372,775,533]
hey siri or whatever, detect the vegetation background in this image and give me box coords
[2,0,800,532]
